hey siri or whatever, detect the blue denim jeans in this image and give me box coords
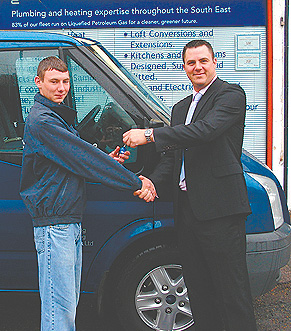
[34,223,82,331]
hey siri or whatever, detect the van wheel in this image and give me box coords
[106,244,195,331]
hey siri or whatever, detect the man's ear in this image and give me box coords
[34,76,42,88]
[213,57,218,67]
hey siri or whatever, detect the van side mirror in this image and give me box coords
[149,119,164,128]
[144,117,164,129]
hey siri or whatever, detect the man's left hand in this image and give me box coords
[109,146,130,164]
[123,129,148,148]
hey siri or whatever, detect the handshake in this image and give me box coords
[109,145,157,203]
[134,175,157,203]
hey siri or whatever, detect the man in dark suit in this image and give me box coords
[123,40,257,330]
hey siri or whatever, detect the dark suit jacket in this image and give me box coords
[150,78,252,221]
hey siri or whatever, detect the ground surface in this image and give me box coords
[254,257,291,330]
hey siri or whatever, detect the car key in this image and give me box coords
[119,144,127,155]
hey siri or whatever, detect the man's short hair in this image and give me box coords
[37,56,68,80]
[182,40,215,63]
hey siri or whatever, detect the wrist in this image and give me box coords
[150,129,154,142]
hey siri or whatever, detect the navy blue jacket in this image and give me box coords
[20,93,142,227]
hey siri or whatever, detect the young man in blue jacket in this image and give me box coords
[20,56,154,331]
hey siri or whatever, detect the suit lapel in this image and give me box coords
[192,78,224,122]
[175,95,192,125]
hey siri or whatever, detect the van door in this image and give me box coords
[0,45,154,291]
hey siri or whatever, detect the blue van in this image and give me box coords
[0,31,290,331]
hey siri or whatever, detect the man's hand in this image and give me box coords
[123,129,149,148]
[109,146,130,164]
[134,175,157,202]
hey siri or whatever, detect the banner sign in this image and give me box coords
[0,0,268,162]
[2,0,266,30]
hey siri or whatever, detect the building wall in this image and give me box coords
[272,0,285,189]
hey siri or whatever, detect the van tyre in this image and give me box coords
[107,244,195,331]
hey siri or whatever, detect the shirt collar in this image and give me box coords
[192,75,217,98]
[34,92,77,126]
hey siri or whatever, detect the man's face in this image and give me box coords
[183,45,217,92]
[35,69,70,104]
